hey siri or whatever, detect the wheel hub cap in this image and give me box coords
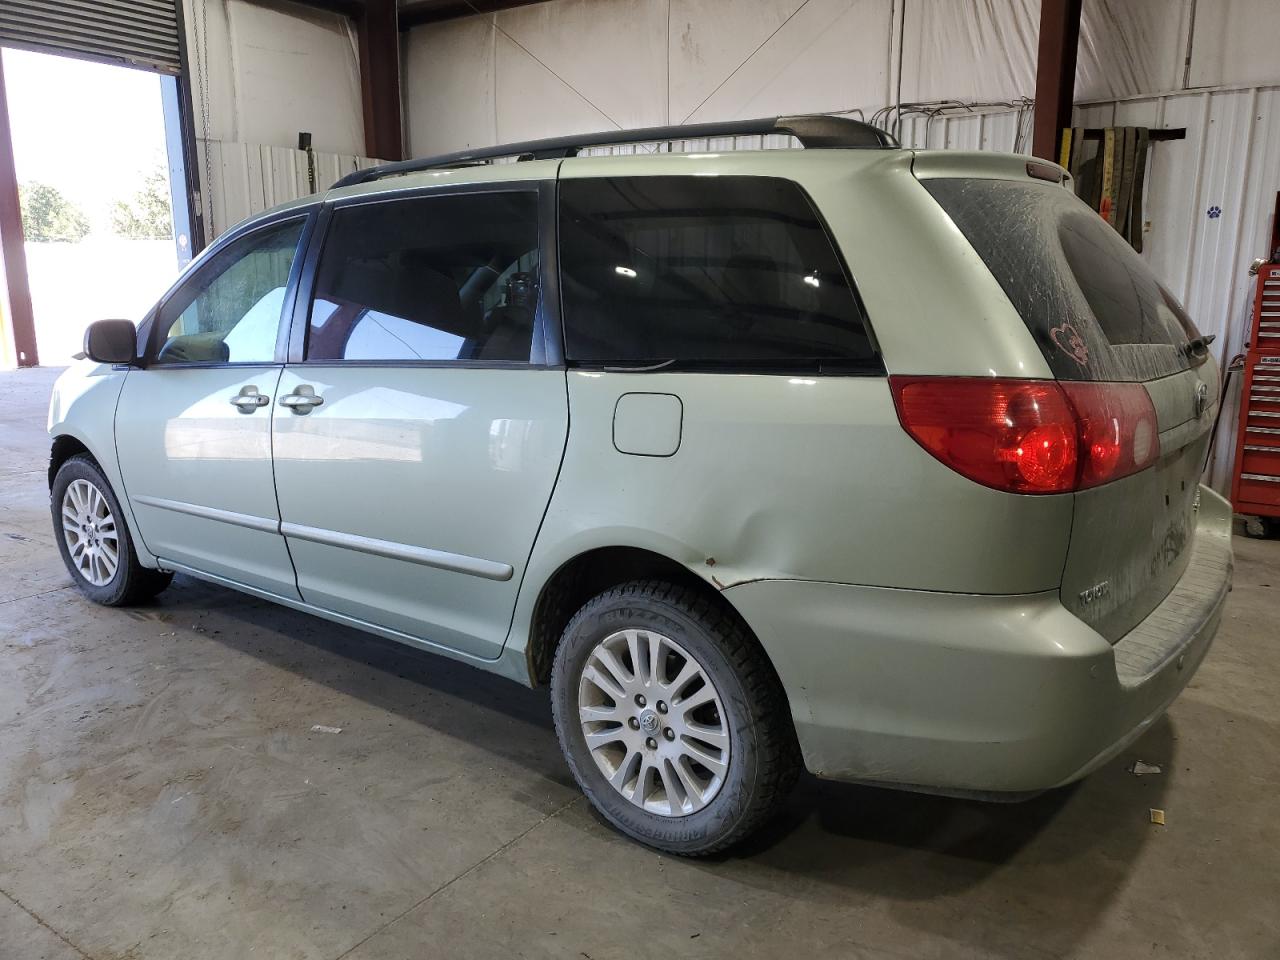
[60,478,119,587]
[577,628,730,818]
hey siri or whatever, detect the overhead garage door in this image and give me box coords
[0,0,181,74]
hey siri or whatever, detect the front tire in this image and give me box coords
[550,580,800,856]
[51,454,173,606]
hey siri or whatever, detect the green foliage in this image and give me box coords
[18,181,91,242]
[110,165,173,240]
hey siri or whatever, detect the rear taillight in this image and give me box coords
[890,377,1160,495]
[1059,381,1159,487]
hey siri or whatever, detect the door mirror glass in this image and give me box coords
[83,319,137,365]
[153,218,305,365]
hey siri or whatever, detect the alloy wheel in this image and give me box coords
[61,478,119,587]
[577,628,730,817]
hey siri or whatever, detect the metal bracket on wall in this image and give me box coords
[1073,127,1187,143]
[298,132,317,195]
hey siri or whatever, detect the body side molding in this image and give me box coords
[134,496,513,582]
[280,521,514,581]
[132,495,279,534]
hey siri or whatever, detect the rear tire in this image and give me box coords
[550,580,800,856]
[51,454,173,606]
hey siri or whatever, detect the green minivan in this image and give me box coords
[49,117,1232,854]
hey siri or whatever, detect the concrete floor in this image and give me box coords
[1,365,1278,960]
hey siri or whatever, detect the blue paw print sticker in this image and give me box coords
[1207,205,1222,219]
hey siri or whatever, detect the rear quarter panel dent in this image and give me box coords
[505,369,1075,662]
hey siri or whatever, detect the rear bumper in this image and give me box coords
[724,485,1234,795]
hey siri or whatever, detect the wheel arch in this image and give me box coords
[49,433,93,488]
[48,428,158,569]
[522,544,776,692]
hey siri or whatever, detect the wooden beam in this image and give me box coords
[358,0,404,160]
[1032,0,1083,162]
[0,50,38,367]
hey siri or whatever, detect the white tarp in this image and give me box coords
[401,0,1280,157]
[184,0,363,155]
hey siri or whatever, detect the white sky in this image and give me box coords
[4,47,169,225]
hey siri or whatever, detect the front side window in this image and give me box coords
[558,176,877,371]
[306,191,540,363]
[153,218,305,364]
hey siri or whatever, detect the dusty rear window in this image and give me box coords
[924,178,1201,382]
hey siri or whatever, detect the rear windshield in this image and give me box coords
[559,176,878,373]
[925,178,1201,382]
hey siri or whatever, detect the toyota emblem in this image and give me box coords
[1194,382,1209,418]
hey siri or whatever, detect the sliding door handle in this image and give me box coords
[279,385,325,414]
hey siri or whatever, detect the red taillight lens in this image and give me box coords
[1060,381,1160,488]
[891,378,1079,493]
[890,377,1160,494]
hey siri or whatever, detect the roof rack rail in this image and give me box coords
[333,115,899,189]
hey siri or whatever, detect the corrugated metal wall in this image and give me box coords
[195,139,379,240]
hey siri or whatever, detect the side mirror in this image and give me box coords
[83,320,137,365]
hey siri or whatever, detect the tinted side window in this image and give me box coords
[559,176,876,370]
[924,178,1199,382]
[154,218,304,365]
[307,191,539,363]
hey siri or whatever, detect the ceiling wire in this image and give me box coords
[873,98,1035,152]
[196,0,213,235]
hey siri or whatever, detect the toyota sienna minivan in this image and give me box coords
[48,116,1233,854]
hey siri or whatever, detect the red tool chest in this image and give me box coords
[1231,262,1280,519]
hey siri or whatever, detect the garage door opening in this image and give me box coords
[4,47,190,365]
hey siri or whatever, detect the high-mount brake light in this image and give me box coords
[890,377,1161,494]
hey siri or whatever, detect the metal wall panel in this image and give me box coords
[195,139,379,239]
[0,0,180,73]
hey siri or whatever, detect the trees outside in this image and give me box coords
[109,164,173,240]
[18,181,91,242]
[19,165,173,244]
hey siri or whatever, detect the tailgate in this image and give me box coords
[921,172,1220,640]
[1062,366,1217,640]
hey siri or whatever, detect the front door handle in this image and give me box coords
[230,386,270,413]
[279,385,325,414]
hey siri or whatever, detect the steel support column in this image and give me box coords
[0,49,38,367]
[1032,0,1083,162]
[358,0,403,161]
